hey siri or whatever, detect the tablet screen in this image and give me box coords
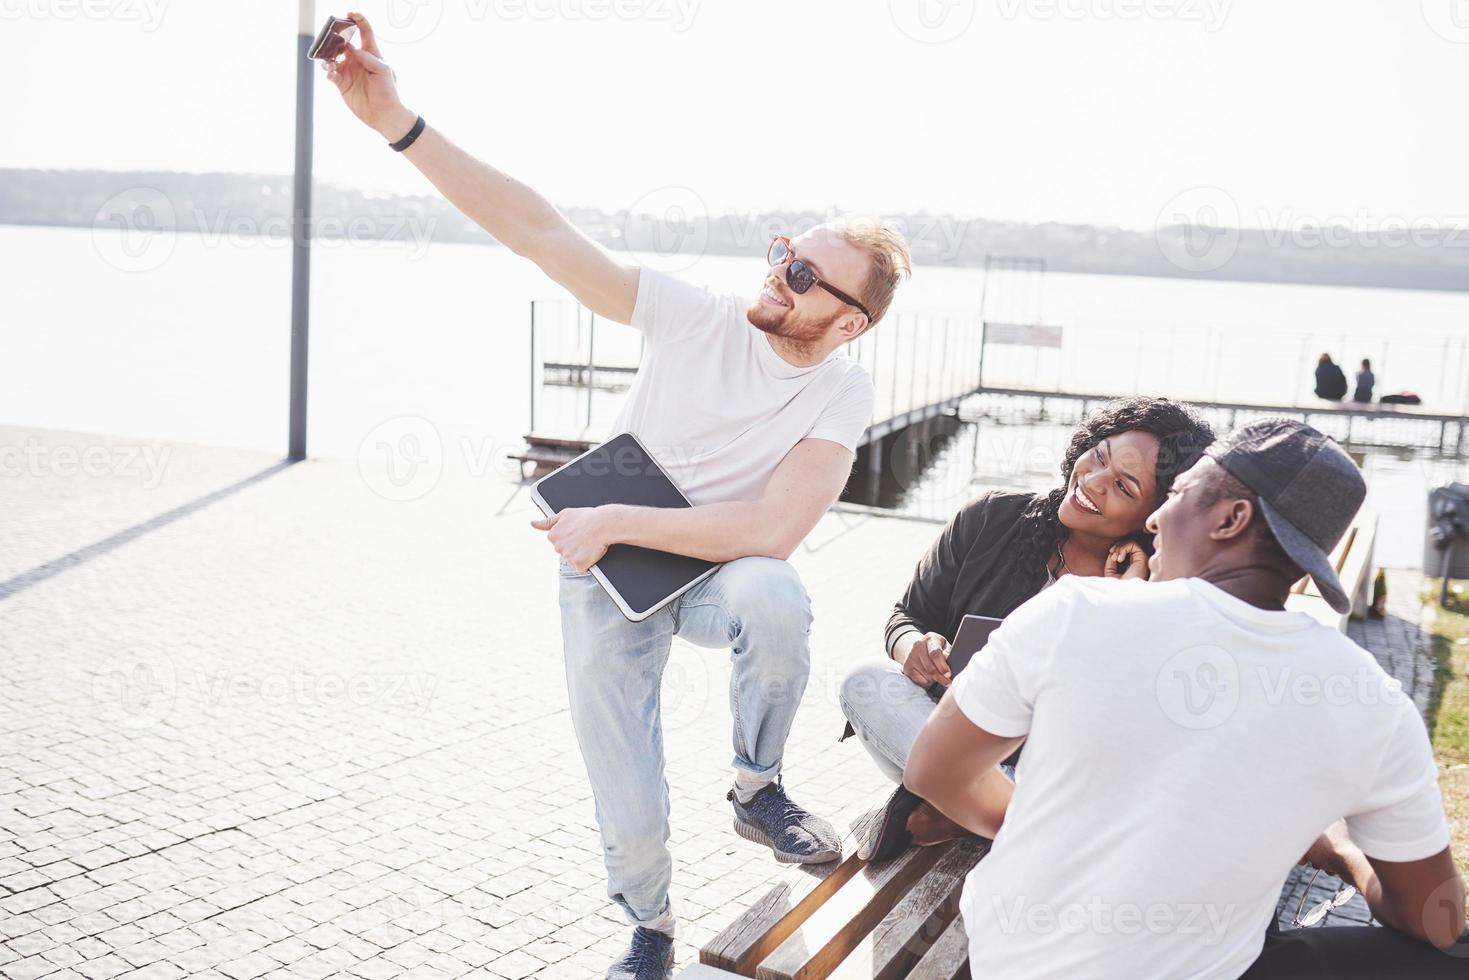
[535,433,718,619]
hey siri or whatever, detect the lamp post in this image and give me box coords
[288,0,315,461]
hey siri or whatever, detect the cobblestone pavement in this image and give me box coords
[1,427,913,979]
[1,427,1441,977]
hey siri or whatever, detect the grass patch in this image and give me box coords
[1424,584,1469,879]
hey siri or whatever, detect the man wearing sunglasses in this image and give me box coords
[322,16,911,979]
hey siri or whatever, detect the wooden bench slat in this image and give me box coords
[827,839,988,980]
[755,843,949,980]
[905,912,970,980]
[701,809,883,976]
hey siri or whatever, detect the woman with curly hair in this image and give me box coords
[839,396,1216,857]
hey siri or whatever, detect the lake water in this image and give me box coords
[4,224,1465,568]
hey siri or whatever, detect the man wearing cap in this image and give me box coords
[906,418,1466,977]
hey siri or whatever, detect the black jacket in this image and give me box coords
[884,490,1049,655]
[1315,362,1348,401]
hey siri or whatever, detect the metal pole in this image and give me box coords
[586,310,596,429]
[891,316,900,420]
[288,0,315,461]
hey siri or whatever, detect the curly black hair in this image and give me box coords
[1011,396,1216,587]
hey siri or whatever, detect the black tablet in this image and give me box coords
[532,432,719,622]
[926,614,1005,699]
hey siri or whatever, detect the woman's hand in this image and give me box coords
[896,632,952,688]
[1105,540,1150,581]
[321,13,418,141]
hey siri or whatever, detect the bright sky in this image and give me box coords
[4,0,1467,230]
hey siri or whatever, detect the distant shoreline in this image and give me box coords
[7,167,1469,294]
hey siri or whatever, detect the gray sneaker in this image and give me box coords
[605,927,674,980]
[728,780,841,864]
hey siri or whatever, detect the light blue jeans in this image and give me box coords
[557,555,814,931]
[838,657,941,783]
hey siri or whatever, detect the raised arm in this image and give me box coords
[323,13,638,322]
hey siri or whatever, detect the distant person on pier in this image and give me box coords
[839,396,1215,858]
[1354,358,1376,403]
[1315,353,1348,401]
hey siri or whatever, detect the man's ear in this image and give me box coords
[834,312,867,343]
[1211,498,1257,543]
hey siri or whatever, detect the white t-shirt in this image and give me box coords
[951,575,1449,980]
[611,270,876,505]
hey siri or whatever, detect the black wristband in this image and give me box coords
[388,115,425,152]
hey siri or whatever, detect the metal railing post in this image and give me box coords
[537,301,543,434]
[586,308,596,430]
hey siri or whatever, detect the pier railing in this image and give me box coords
[526,299,985,448]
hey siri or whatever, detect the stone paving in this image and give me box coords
[0,425,1442,978]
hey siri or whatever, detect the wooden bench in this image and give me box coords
[682,805,985,979]
[505,431,598,477]
[1283,511,1377,632]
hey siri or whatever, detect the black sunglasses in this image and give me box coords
[767,236,872,322]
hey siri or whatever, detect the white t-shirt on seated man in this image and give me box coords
[906,422,1465,980]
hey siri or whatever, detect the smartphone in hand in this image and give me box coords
[307,15,357,61]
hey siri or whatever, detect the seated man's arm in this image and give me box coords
[1367,848,1465,949]
[905,694,1023,840]
[534,438,853,567]
[1307,824,1464,949]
